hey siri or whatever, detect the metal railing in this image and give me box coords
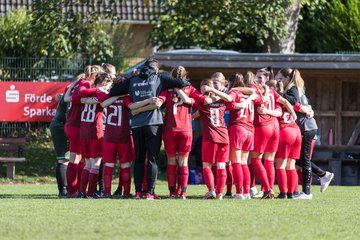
[0,55,146,81]
[0,55,147,137]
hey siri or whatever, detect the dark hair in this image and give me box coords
[144,57,160,72]
[228,73,245,89]
[257,66,274,81]
[101,63,116,75]
[200,78,213,87]
[94,73,112,86]
[112,74,126,86]
[171,66,188,80]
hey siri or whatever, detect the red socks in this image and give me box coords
[251,158,271,192]
[87,168,99,196]
[276,169,287,194]
[226,164,233,194]
[179,166,189,193]
[249,163,256,188]
[287,169,298,194]
[241,164,251,194]
[103,166,113,196]
[203,167,215,191]
[77,161,85,191]
[79,167,90,193]
[232,163,243,194]
[121,167,131,196]
[264,160,275,189]
[216,168,227,195]
[66,162,78,195]
[166,164,177,193]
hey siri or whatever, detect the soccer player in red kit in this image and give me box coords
[66,72,112,197]
[193,79,233,200]
[161,66,208,199]
[63,65,103,197]
[100,76,136,198]
[227,73,258,200]
[250,67,297,199]
[269,80,302,199]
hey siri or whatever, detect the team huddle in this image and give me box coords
[54,58,334,200]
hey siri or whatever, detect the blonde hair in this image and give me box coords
[244,71,256,86]
[211,72,227,85]
[279,68,305,95]
[101,63,116,75]
[84,65,104,78]
[171,66,188,80]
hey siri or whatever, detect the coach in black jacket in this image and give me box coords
[109,58,190,198]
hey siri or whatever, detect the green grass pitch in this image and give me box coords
[0,183,359,240]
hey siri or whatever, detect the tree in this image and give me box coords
[296,0,360,53]
[149,0,301,53]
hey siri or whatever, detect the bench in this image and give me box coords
[312,145,360,185]
[0,138,26,179]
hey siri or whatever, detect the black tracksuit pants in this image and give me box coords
[132,125,162,195]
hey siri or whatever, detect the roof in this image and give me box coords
[154,51,360,69]
[0,0,158,23]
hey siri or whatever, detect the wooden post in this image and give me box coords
[6,162,15,179]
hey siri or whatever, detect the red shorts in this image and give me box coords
[64,125,80,153]
[276,126,302,159]
[202,141,229,164]
[253,121,279,153]
[80,138,103,158]
[163,131,192,157]
[102,140,135,164]
[228,125,254,151]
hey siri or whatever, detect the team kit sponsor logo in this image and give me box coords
[0,82,70,122]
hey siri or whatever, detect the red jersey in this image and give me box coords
[194,99,229,144]
[278,107,297,129]
[65,79,91,127]
[227,89,255,131]
[252,86,281,127]
[104,96,133,143]
[161,86,205,132]
[74,89,108,140]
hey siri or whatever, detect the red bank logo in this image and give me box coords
[6,85,20,103]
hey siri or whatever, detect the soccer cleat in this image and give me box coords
[58,189,68,198]
[225,192,233,197]
[203,190,216,199]
[76,192,87,199]
[253,191,264,199]
[233,194,244,200]
[134,192,142,200]
[146,193,155,200]
[242,194,251,200]
[86,194,99,199]
[320,171,334,193]
[169,192,176,199]
[287,193,294,199]
[112,188,123,199]
[261,190,275,200]
[250,187,258,197]
[276,193,287,199]
[294,192,312,200]
[177,193,186,200]
[95,190,105,198]
[216,193,223,200]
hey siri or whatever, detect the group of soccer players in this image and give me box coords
[54,58,334,200]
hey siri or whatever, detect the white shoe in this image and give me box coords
[216,193,223,200]
[242,194,251,200]
[204,190,216,199]
[233,194,244,200]
[294,192,312,200]
[253,191,264,198]
[250,187,258,197]
[320,171,334,192]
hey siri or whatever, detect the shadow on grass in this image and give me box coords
[0,194,58,199]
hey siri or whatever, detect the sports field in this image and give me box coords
[0,183,358,240]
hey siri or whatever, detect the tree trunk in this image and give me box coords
[265,0,302,53]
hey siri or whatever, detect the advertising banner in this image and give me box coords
[0,81,70,122]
